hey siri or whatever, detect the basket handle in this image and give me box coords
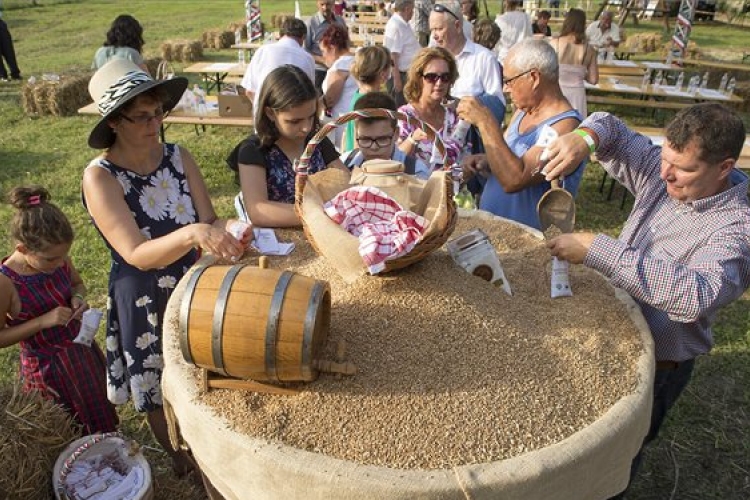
[295,108,450,175]
[57,431,129,497]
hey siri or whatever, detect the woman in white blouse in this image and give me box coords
[320,24,358,148]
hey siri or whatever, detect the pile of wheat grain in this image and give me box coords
[186,217,644,470]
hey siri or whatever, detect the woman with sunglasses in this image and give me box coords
[397,47,465,169]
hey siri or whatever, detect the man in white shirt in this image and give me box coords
[586,11,621,48]
[429,2,504,105]
[241,18,316,111]
[384,0,421,106]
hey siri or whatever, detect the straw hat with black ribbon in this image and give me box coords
[87,58,188,149]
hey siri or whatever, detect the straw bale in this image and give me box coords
[227,21,248,39]
[144,57,162,78]
[0,383,80,500]
[171,42,185,62]
[217,31,234,49]
[179,41,204,62]
[46,73,92,116]
[21,83,37,114]
[160,42,174,62]
[202,30,219,49]
[31,83,52,116]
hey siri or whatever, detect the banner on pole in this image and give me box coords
[246,0,263,42]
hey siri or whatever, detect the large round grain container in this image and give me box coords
[179,264,330,382]
[162,212,654,500]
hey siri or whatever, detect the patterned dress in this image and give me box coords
[84,144,198,412]
[0,260,118,434]
[397,103,465,168]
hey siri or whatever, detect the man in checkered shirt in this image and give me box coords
[542,103,750,498]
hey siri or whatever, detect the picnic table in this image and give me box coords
[679,58,750,74]
[585,75,744,122]
[183,62,247,94]
[78,96,253,142]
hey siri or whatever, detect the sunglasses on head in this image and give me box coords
[422,72,451,84]
[433,4,461,21]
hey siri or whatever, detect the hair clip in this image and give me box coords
[28,195,41,206]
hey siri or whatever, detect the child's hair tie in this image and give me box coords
[28,195,41,206]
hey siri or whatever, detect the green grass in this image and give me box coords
[0,1,748,499]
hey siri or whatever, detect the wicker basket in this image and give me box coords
[294,108,458,274]
[53,432,153,500]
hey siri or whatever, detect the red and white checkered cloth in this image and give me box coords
[324,186,430,274]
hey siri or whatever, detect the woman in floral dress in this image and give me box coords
[82,59,252,476]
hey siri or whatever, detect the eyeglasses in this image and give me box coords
[356,135,393,148]
[502,69,533,87]
[422,72,451,84]
[120,108,166,125]
[433,4,461,21]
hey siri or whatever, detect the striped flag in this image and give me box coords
[295,0,302,18]
[246,0,263,42]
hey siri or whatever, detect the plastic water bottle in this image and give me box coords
[726,77,736,96]
[654,70,663,88]
[719,72,728,92]
[701,71,709,89]
[665,50,673,65]
[687,76,699,95]
[451,119,471,144]
[675,72,684,91]
[606,47,615,63]
[238,49,245,65]
[235,29,242,45]
[597,49,605,64]
[193,84,207,114]
[641,69,651,90]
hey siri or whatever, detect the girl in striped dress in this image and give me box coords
[0,186,118,434]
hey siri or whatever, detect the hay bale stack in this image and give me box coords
[0,384,80,499]
[227,21,248,39]
[46,73,92,116]
[180,41,204,62]
[202,30,216,48]
[625,32,661,53]
[161,40,203,62]
[212,31,234,50]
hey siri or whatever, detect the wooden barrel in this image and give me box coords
[178,264,331,382]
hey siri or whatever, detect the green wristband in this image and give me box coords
[574,129,596,153]
[73,293,85,302]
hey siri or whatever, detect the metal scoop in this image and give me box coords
[537,178,575,235]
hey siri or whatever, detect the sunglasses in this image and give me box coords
[502,69,533,86]
[433,4,461,21]
[422,72,451,84]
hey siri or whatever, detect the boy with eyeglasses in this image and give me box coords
[340,92,430,178]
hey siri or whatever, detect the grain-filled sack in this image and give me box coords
[162,213,655,500]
